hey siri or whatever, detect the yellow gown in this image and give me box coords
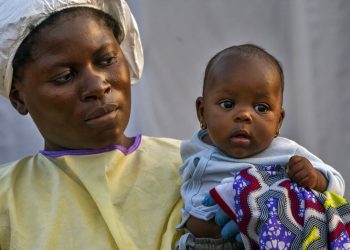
[0,135,183,250]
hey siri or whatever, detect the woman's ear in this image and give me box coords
[9,79,28,115]
[195,96,206,129]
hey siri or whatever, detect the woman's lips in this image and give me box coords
[84,103,119,122]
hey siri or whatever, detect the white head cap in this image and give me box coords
[0,0,144,98]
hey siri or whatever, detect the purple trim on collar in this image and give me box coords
[40,134,142,158]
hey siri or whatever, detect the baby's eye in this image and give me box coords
[254,103,269,113]
[219,100,234,109]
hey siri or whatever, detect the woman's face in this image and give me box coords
[10,13,132,151]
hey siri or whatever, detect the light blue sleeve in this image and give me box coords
[295,145,345,196]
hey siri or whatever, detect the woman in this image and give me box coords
[0,0,183,249]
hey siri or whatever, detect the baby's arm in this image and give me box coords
[292,145,345,196]
[286,155,328,192]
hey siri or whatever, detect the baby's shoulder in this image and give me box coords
[269,137,300,151]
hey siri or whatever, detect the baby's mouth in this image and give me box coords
[231,130,251,145]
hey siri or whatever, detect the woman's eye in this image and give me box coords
[219,100,234,109]
[52,71,74,84]
[100,54,117,66]
[254,104,269,113]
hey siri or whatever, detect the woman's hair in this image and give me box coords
[12,7,122,80]
[203,43,284,95]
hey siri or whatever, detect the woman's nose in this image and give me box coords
[80,68,111,101]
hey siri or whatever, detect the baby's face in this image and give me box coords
[11,13,132,150]
[197,55,284,158]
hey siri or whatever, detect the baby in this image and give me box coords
[176,44,348,249]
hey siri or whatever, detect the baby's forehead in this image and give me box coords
[212,52,276,72]
[209,54,280,81]
[204,55,283,100]
[209,53,282,87]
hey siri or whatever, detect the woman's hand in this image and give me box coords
[185,216,221,238]
[202,194,242,242]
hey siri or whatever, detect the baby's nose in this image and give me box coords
[234,109,252,122]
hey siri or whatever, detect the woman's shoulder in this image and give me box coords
[0,155,40,205]
[140,135,181,151]
[138,135,181,164]
[0,155,35,177]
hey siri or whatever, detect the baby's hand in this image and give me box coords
[286,155,327,192]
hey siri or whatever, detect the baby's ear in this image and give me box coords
[278,108,285,129]
[195,96,205,126]
[9,80,28,115]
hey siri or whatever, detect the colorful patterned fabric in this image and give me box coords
[210,165,350,249]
